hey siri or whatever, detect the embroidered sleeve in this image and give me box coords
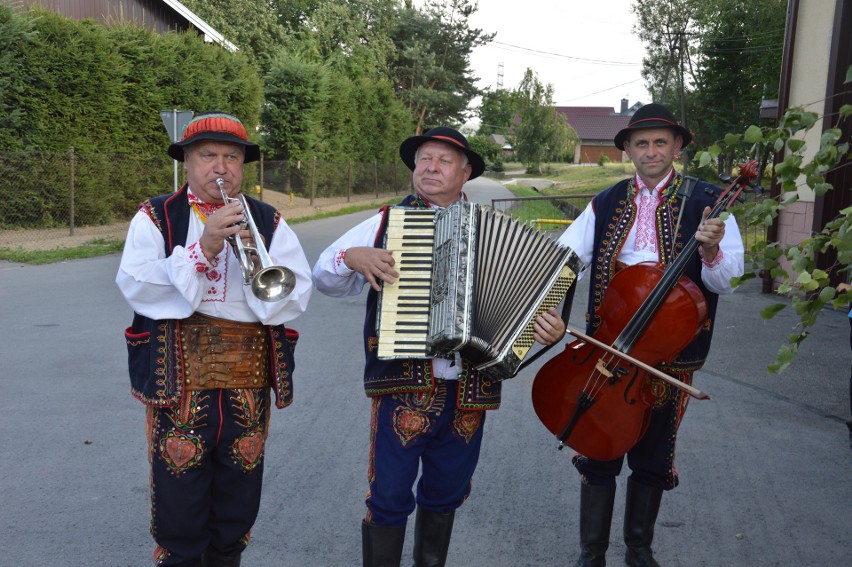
[698,246,724,268]
[332,249,354,277]
[312,213,383,297]
[187,241,219,273]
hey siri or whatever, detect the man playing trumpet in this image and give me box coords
[116,111,312,566]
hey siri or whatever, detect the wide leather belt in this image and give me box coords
[180,313,271,391]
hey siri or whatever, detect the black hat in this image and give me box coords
[614,103,693,150]
[168,111,260,163]
[399,126,486,180]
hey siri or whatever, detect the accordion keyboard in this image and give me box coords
[377,208,437,358]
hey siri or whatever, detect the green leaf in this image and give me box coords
[768,345,796,374]
[760,303,787,319]
[709,144,722,158]
[724,133,741,146]
[812,268,829,281]
[814,182,833,196]
[698,151,712,168]
[818,285,836,302]
[821,128,843,146]
[787,139,806,152]
[795,272,812,285]
[744,125,764,143]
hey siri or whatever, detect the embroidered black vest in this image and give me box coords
[361,194,502,410]
[123,184,298,409]
[587,175,721,372]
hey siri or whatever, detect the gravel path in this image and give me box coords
[2,191,397,251]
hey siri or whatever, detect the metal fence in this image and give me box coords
[492,192,768,248]
[491,195,594,238]
[0,149,411,249]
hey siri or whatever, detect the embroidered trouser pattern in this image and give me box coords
[365,380,486,526]
[573,374,692,491]
[147,388,270,566]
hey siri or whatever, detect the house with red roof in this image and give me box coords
[555,99,642,164]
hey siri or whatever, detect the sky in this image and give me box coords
[417,0,651,123]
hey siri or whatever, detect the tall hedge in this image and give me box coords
[0,6,263,228]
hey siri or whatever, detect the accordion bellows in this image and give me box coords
[377,202,583,380]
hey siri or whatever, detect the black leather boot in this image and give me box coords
[412,508,455,567]
[201,548,240,567]
[362,520,406,567]
[623,477,664,567]
[575,483,616,567]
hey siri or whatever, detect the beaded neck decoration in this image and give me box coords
[188,191,223,223]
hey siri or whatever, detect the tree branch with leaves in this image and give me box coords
[694,84,851,372]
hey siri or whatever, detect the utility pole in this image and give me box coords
[677,30,689,175]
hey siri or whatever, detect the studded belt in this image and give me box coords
[180,313,271,391]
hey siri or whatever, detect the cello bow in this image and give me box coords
[564,325,710,400]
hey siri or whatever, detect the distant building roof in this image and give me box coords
[489,133,512,149]
[162,0,237,51]
[555,106,633,143]
[15,0,237,52]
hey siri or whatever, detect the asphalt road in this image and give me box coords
[1,177,850,566]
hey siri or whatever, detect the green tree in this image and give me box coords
[179,0,289,74]
[513,69,574,173]
[632,0,786,153]
[689,0,785,149]
[632,0,696,112]
[477,87,523,136]
[0,5,36,150]
[261,51,330,160]
[389,0,493,133]
[293,0,398,80]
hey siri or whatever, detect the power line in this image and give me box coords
[488,40,639,66]
[559,78,645,103]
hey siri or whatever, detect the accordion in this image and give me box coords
[376,201,583,380]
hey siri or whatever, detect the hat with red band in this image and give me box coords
[613,103,693,150]
[168,111,260,163]
[399,126,486,179]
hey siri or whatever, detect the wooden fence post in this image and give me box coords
[310,156,316,206]
[69,146,75,236]
[259,153,264,201]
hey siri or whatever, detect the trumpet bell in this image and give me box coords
[252,265,297,302]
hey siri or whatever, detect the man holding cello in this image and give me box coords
[551,103,745,567]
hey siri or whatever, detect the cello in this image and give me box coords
[531,161,759,461]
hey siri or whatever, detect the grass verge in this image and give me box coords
[0,199,400,265]
[285,199,399,224]
[0,238,125,265]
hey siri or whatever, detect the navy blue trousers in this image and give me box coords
[147,388,270,566]
[365,380,486,526]
[573,374,691,491]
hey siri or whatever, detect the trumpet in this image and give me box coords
[216,178,297,302]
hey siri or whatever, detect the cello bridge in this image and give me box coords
[595,359,614,379]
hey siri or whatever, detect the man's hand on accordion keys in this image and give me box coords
[533,307,567,346]
[343,246,399,291]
